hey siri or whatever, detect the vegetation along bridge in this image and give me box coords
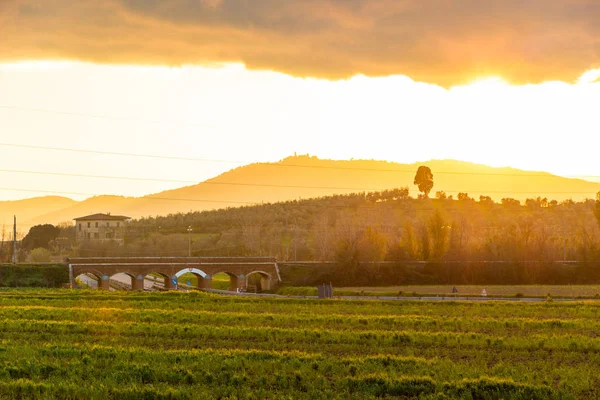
[67,257,281,291]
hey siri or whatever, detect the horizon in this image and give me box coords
[1,61,600,202]
[0,154,599,204]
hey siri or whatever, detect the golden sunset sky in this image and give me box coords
[0,1,599,201]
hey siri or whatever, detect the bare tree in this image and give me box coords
[312,214,333,261]
[239,217,262,256]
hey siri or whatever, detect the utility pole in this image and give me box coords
[12,215,17,265]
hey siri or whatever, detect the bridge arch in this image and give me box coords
[174,268,211,289]
[109,272,144,291]
[246,271,273,292]
[143,272,170,291]
[211,271,246,292]
[74,271,102,289]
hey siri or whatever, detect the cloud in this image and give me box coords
[1,0,599,87]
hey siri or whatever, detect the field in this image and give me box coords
[329,285,600,298]
[0,290,598,399]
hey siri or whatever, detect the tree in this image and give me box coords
[501,198,521,208]
[435,191,447,200]
[29,247,52,263]
[402,222,418,260]
[22,224,60,250]
[414,166,434,198]
[427,210,450,260]
[479,196,494,207]
[357,227,388,262]
[457,193,472,202]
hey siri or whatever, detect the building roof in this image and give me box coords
[73,213,131,221]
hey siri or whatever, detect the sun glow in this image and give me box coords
[463,76,509,88]
[0,61,76,71]
[0,61,599,201]
[577,69,600,84]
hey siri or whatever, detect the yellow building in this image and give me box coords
[74,213,131,244]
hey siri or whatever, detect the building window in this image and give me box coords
[87,233,91,239]
[117,222,120,228]
[107,222,110,227]
[78,223,81,231]
[95,222,98,228]
[87,222,91,228]
[106,232,112,239]
[94,233,100,239]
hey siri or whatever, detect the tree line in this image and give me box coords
[9,168,600,274]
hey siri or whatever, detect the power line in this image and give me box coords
[0,187,253,205]
[0,169,195,184]
[0,187,595,216]
[0,143,238,164]
[0,142,598,179]
[0,105,219,130]
[0,180,597,200]
[2,167,596,194]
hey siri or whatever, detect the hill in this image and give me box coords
[0,196,77,234]
[5,155,600,230]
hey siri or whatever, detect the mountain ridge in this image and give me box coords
[2,156,598,231]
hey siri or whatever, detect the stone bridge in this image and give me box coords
[67,257,281,291]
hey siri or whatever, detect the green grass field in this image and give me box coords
[341,285,600,297]
[279,285,600,298]
[0,289,598,399]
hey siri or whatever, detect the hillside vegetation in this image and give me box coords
[24,188,594,287]
[94,190,600,263]
[2,156,599,229]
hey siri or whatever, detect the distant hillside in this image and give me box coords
[5,156,600,230]
[0,196,77,233]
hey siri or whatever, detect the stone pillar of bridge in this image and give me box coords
[229,274,246,292]
[165,276,177,290]
[132,275,144,291]
[260,275,271,291]
[199,275,212,289]
[100,276,110,290]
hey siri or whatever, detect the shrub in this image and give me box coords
[29,248,52,263]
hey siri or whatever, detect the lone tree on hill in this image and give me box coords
[414,166,434,198]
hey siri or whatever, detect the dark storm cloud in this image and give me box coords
[1,0,599,86]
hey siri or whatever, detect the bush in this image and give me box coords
[29,248,52,263]
[0,264,69,288]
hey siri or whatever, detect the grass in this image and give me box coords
[0,289,597,398]
[278,285,600,298]
[342,285,600,298]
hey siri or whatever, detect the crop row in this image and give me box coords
[0,341,572,399]
[2,290,600,320]
[0,316,597,396]
[2,305,598,337]
[0,290,596,398]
